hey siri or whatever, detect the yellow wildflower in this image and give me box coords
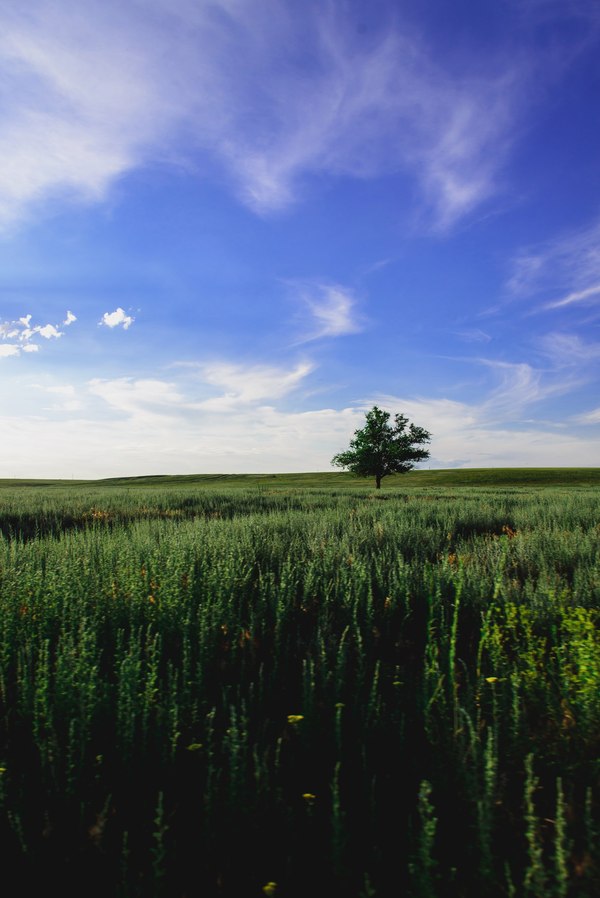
[262,883,278,896]
[485,676,499,683]
[287,714,304,725]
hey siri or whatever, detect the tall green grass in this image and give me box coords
[0,485,598,896]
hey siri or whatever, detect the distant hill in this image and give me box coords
[1,468,599,489]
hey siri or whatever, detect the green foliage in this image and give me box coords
[411,779,438,897]
[523,753,545,897]
[0,482,597,895]
[331,405,431,487]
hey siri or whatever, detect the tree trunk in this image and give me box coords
[375,473,381,489]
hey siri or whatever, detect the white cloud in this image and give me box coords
[43,384,77,396]
[99,308,134,329]
[573,407,600,425]
[0,402,352,478]
[539,332,600,364]
[292,283,363,342]
[509,216,600,310]
[215,13,518,226]
[0,1,164,232]
[196,361,313,409]
[30,381,82,412]
[545,283,600,310]
[0,311,73,356]
[369,393,599,467]
[1,337,599,475]
[432,352,585,424]
[0,0,550,231]
[476,358,580,418]
[64,310,77,325]
[36,323,62,339]
[81,351,600,472]
[88,377,182,416]
[88,361,313,421]
[59,400,83,412]
[2,385,599,479]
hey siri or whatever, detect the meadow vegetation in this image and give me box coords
[0,472,598,896]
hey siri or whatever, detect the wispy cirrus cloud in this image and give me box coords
[430,344,592,426]
[0,0,560,232]
[544,284,600,310]
[291,283,363,343]
[197,361,314,410]
[573,406,600,425]
[539,332,600,364]
[474,357,582,422]
[508,215,600,311]
[89,360,313,419]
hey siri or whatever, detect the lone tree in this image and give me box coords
[332,406,431,489]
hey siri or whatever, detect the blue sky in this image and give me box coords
[1,0,599,477]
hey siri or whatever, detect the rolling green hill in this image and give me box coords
[1,467,599,489]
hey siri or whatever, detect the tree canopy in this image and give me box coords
[331,406,431,488]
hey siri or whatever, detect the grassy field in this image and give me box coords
[0,473,599,896]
